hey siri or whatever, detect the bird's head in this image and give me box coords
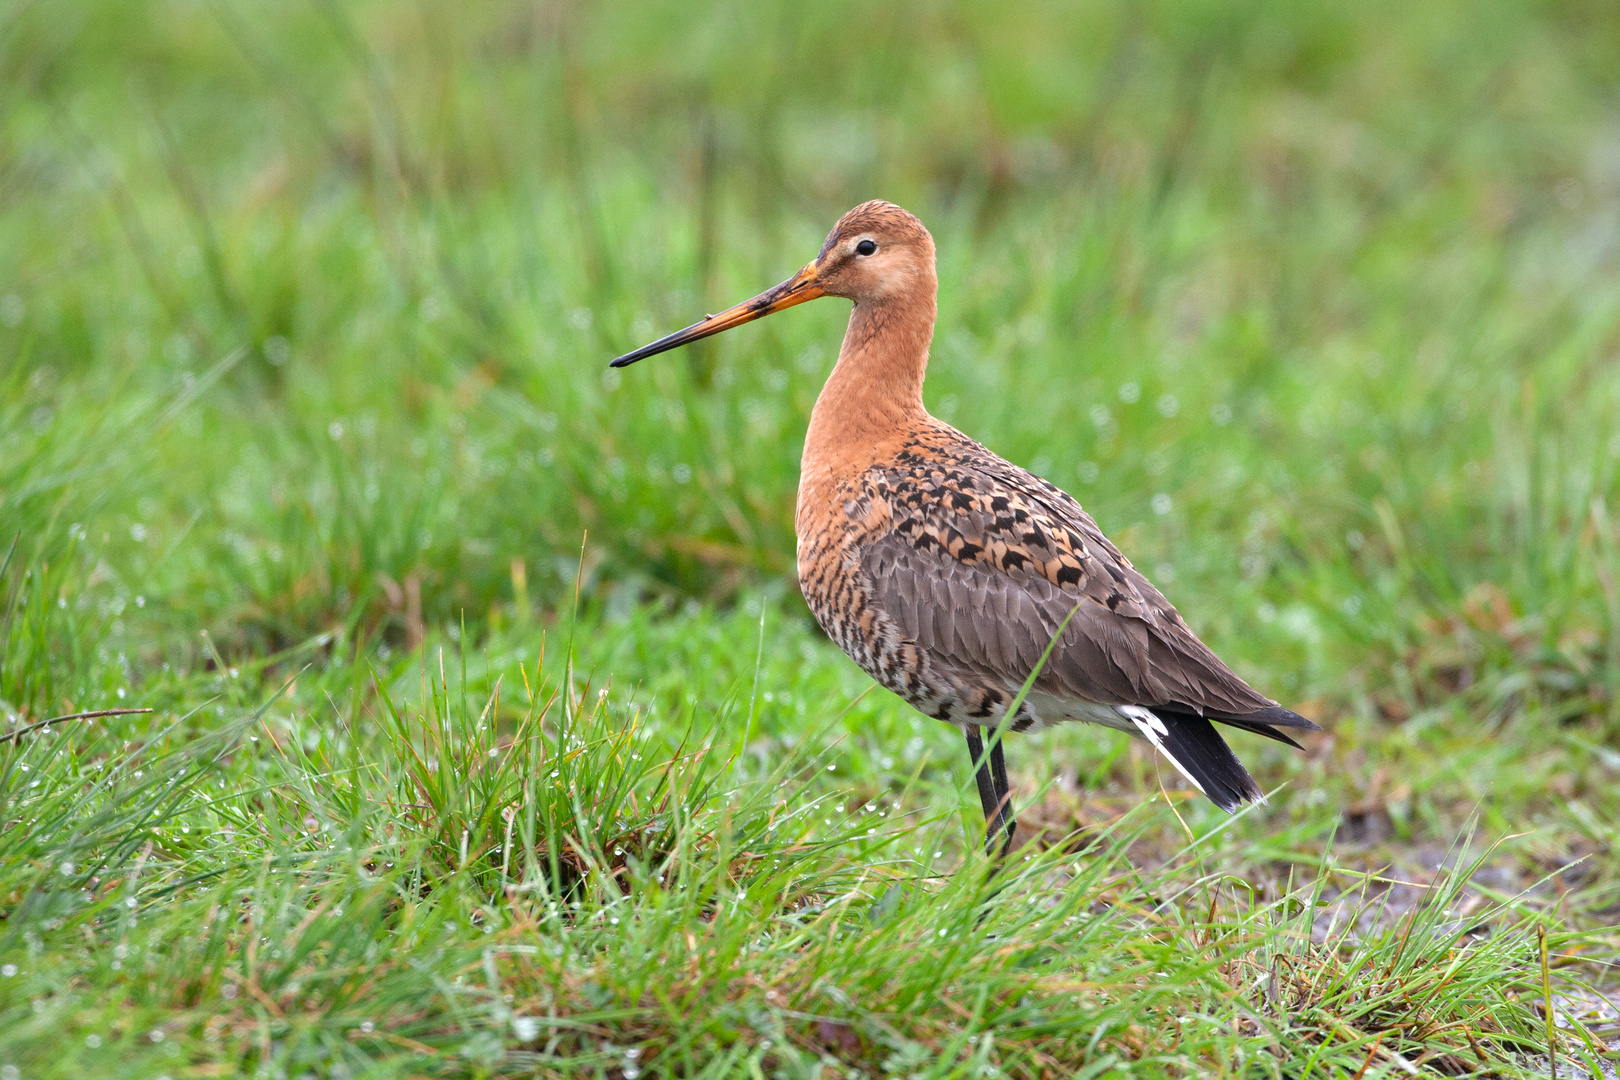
[610,200,934,368]
[807,200,935,305]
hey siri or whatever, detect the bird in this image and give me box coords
[610,200,1319,856]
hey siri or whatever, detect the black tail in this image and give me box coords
[1123,707,1265,813]
[1192,703,1320,750]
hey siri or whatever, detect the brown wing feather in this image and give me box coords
[858,425,1307,724]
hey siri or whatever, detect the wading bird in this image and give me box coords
[611,201,1317,855]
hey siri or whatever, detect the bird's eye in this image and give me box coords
[855,239,877,256]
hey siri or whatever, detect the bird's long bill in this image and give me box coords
[609,262,824,368]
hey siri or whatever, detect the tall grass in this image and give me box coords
[1,640,1602,1077]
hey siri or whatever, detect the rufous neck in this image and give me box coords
[805,294,936,455]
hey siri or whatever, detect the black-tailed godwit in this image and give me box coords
[612,201,1318,855]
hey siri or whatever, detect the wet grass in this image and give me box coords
[0,631,1611,1078]
[3,0,1620,1074]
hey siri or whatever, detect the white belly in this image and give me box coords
[1006,690,1141,734]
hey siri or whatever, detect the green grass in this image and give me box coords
[4,0,1620,1075]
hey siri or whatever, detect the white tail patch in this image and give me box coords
[1116,705,1207,796]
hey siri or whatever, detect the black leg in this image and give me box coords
[964,726,1017,858]
[965,726,998,831]
[987,731,1017,857]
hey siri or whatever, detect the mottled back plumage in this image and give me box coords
[809,422,1291,728]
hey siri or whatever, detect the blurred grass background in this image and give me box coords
[8,0,1620,723]
[4,1,1620,1075]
